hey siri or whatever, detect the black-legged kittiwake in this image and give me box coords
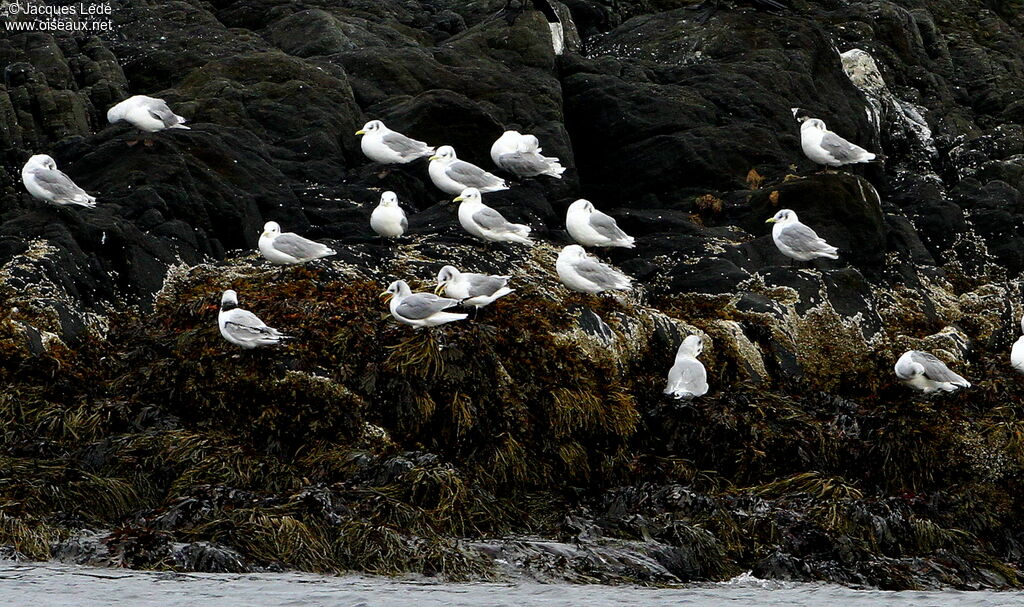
[355,120,435,164]
[895,350,971,393]
[383,280,468,328]
[21,154,97,208]
[490,130,565,178]
[792,109,883,168]
[1012,315,1024,374]
[218,289,292,349]
[435,265,514,308]
[556,244,632,294]
[370,191,408,239]
[429,146,509,195]
[566,199,635,248]
[107,95,190,133]
[766,209,838,262]
[258,221,336,265]
[454,188,533,245]
[664,335,709,399]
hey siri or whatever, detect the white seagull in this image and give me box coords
[355,120,435,164]
[490,130,565,178]
[218,289,292,349]
[664,335,709,399]
[383,280,468,328]
[21,154,96,208]
[107,95,190,133]
[894,350,971,394]
[566,199,635,248]
[766,209,838,262]
[454,188,533,245]
[556,244,632,294]
[435,265,514,308]
[370,191,408,239]
[792,110,883,168]
[1012,315,1024,374]
[429,146,509,195]
[258,221,336,265]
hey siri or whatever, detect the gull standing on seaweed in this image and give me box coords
[435,265,514,310]
[218,290,292,349]
[895,350,971,394]
[566,199,635,248]
[370,191,408,240]
[258,221,336,265]
[355,120,435,164]
[107,95,189,142]
[791,108,883,169]
[1012,315,1024,374]
[766,209,838,263]
[454,188,533,245]
[490,130,565,179]
[383,280,468,328]
[21,154,97,208]
[556,244,632,294]
[429,146,509,195]
[665,335,709,399]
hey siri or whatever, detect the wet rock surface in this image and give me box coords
[0,0,1022,591]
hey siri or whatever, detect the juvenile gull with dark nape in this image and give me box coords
[218,290,292,349]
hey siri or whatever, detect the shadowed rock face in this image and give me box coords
[0,0,1023,590]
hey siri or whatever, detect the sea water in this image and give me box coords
[1,562,1021,607]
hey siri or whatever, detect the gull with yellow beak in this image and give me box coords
[429,146,509,195]
[454,188,533,245]
[765,209,838,263]
[355,120,435,164]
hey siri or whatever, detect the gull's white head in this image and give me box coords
[436,265,461,286]
[220,289,239,309]
[429,145,457,163]
[497,130,522,144]
[384,280,411,300]
[25,154,57,171]
[801,118,826,132]
[262,221,282,238]
[569,199,595,214]
[355,120,384,136]
[453,187,481,204]
[679,334,704,358]
[516,134,541,153]
[766,209,798,225]
[560,244,588,261]
[379,191,399,207]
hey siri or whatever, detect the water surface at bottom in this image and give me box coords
[1,562,1020,607]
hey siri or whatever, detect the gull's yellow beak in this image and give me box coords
[428,155,439,161]
[433,283,446,295]
[380,291,393,302]
[765,217,776,223]
[453,196,464,203]
[355,130,366,135]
